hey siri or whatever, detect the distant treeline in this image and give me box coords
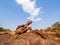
[0,27,12,32]
[40,21,60,37]
[0,21,60,36]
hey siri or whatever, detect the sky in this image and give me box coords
[0,0,60,30]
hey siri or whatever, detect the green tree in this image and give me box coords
[0,27,3,31]
[52,22,60,37]
[52,22,60,30]
[45,27,51,32]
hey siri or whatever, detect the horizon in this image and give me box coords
[0,0,60,31]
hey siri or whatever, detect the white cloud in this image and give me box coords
[35,18,42,21]
[16,0,42,21]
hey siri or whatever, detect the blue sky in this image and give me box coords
[0,0,60,30]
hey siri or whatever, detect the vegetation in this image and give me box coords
[51,22,60,37]
[42,21,60,37]
[0,21,60,36]
[0,27,3,31]
[0,27,12,32]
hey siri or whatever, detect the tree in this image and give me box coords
[52,22,60,30]
[52,22,60,37]
[45,27,51,32]
[0,27,3,31]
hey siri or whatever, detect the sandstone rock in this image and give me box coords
[15,20,32,34]
[44,39,60,45]
[0,20,60,45]
[0,32,60,45]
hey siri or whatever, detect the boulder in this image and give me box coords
[15,20,32,34]
[0,33,60,45]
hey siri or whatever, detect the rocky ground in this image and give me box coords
[0,20,60,45]
[0,32,60,45]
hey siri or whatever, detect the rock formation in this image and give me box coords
[15,20,32,34]
[0,20,60,45]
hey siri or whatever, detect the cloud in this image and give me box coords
[16,0,42,21]
[35,18,42,21]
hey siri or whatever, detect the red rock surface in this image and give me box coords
[0,33,60,45]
